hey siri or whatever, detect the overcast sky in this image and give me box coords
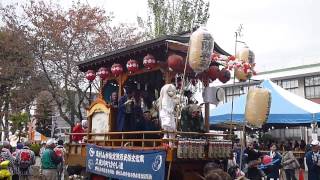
[3,0,320,72]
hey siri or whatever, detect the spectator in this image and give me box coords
[300,140,306,151]
[72,122,85,143]
[39,141,46,158]
[288,140,293,149]
[54,140,66,180]
[253,141,259,150]
[41,139,63,180]
[305,140,320,180]
[15,141,36,180]
[244,141,263,179]
[0,141,15,179]
[282,144,298,180]
[294,140,300,150]
[266,143,282,180]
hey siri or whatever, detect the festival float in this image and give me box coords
[66,28,257,180]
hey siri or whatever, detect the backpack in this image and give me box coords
[54,146,65,176]
[18,149,33,170]
[54,146,65,159]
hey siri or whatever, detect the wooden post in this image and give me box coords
[205,103,209,132]
[117,73,128,99]
[204,79,210,132]
[167,161,172,180]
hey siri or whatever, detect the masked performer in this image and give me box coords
[158,84,178,146]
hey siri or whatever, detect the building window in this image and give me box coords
[305,76,320,99]
[275,79,299,94]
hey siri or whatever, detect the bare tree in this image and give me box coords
[1,1,143,128]
[138,0,210,38]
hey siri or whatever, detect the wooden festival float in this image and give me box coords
[66,28,257,180]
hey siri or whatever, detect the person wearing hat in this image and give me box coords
[41,139,62,180]
[305,140,320,180]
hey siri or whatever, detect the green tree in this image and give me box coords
[138,0,210,38]
[10,112,29,142]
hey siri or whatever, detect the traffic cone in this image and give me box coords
[299,169,304,180]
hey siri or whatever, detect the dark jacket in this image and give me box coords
[116,95,143,131]
[305,151,320,180]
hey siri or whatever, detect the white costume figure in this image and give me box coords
[158,84,178,146]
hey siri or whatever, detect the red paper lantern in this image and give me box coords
[111,64,123,76]
[143,54,157,69]
[97,67,109,80]
[168,54,183,72]
[85,70,96,81]
[126,59,139,73]
[218,68,231,83]
[207,66,220,81]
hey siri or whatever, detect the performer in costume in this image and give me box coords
[158,84,178,147]
[180,104,204,133]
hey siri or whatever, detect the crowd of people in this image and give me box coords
[253,139,307,152]
[225,139,320,180]
[0,139,65,180]
[0,141,35,180]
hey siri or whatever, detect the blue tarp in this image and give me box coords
[210,80,320,125]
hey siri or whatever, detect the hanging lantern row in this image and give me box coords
[85,54,158,81]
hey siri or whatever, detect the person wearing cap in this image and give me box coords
[41,139,62,180]
[305,140,320,180]
[15,141,36,180]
